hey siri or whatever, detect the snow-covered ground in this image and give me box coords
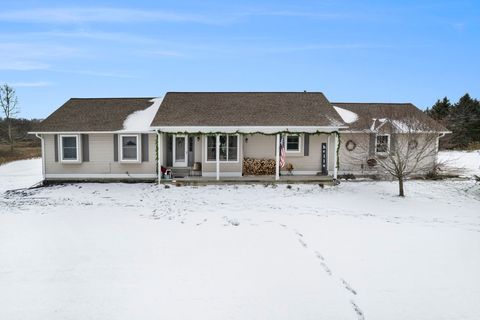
[1,154,479,320]
[0,158,42,193]
[439,150,480,177]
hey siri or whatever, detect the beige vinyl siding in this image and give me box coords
[243,133,334,175]
[338,132,437,175]
[44,133,157,176]
[282,134,331,174]
[395,133,437,172]
[243,134,275,158]
[338,133,374,174]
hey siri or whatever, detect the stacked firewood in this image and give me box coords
[243,158,276,175]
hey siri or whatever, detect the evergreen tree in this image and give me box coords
[448,93,480,147]
[426,97,451,121]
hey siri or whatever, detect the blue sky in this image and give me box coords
[1,0,479,118]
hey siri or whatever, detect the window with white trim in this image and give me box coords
[206,134,239,162]
[376,134,390,153]
[60,135,80,162]
[286,134,301,152]
[121,135,140,161]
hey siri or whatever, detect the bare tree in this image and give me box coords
[376,130,439,197]
[344,114,443,197]
[0,84,19,151]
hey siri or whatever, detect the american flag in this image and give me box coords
[279,135,286,168]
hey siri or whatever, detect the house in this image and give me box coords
[31,92,448,182]
[332,102,449,176]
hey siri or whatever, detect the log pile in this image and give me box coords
[243,157,276,175]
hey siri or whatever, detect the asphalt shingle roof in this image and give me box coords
[332,102,448,132]
[35,98,154,132]
[151,92,344,127]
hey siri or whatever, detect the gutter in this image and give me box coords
[28,130,156,135]
[150,125,349,134]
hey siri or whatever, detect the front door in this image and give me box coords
[173,135,188,167]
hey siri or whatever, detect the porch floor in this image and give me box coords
[165,175,335,185]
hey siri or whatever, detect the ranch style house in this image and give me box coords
[30,92,448,183]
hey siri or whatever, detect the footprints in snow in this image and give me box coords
[341,278,357,295]
[196,218,207,226]
[314,251,332,276]
[298,238,307,248]
[351,300,365,320]
[283,223,364,319]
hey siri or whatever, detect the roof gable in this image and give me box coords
[332,102,448,132]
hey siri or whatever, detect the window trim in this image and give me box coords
[204,134,240,163]
[285,134,301,153]
[59,134,81,163]
[119,134,141,163]
[375,134,390,154]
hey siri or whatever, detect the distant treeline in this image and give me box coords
[425,93,480,149]
[0,118,42,145]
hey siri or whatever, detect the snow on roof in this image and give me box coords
[122,97,162,131]
[333,106,358,124]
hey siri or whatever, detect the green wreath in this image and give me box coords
[345,139,356,151]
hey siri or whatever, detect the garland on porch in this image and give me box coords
[156,130,341,169]
[155,134,159,175]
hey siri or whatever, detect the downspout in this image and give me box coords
[35,133,45,180]
[333,132,338,180]
[435,132,447,163]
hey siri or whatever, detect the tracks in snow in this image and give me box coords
[280,222,366,320]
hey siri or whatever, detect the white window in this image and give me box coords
[205,134,239,162]
[376,134,390,153]
[120,134,141,162]
[286,134,301,152]
[60,134,81,163]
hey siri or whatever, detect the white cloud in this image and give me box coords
[0,6,354,25]
[0,61,50,71]
[0,7,220,24]
[10,81,51,87]
[0,42,78,70]
[54,69,138,79]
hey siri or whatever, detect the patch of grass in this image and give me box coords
[465,142,480,150]
[0,142,41,165]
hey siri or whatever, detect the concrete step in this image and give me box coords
[171,167,191,178]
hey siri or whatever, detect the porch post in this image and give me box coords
[333,133,338,179]
[216,134,220,181]
[275,134,280,181]
[157,132,162,184]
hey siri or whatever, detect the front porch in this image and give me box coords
[156,130,339,183]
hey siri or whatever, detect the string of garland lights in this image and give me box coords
[155,130,341,175]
